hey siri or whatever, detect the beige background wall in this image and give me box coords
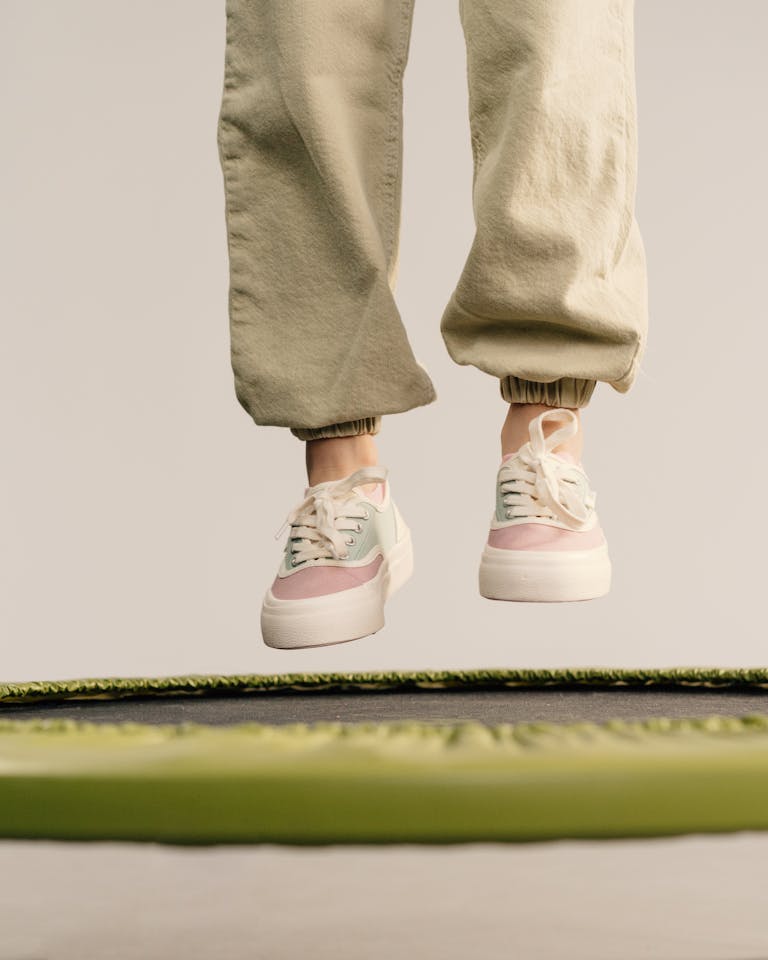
[2,1,767,682]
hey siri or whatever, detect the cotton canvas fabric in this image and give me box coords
[217,0,648,439]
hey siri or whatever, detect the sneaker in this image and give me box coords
[261,466,413,648]
[479,408,611,602]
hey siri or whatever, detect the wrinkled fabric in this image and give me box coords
[443,0,648,398]
[217,0,648,437]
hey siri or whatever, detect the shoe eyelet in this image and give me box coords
[356,523,362,532]
[362,510,369,520]
[340,552,349,560]
[346,537,355,546]
[291,558,298,567]
[505,510,513,519]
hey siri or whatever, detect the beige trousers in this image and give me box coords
[217,0,648,440]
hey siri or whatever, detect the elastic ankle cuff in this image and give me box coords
[500,376,597,408]
[290,417,382,441]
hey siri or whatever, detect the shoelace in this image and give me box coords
[274,466,387,565]
[499,409,595,530]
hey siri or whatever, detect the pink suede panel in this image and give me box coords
[488,523,606,551]
[271,554,383,599]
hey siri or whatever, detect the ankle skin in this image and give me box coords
[306,435,379,486]
[501,404,583,461]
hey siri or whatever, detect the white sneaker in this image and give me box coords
[261,466,413,648]
[479,408,611,602]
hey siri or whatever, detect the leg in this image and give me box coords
[305,434,378,486]
[218,2,421,645]
[455,1,644,601]
[217,0,435,443]
[501,403,583,461]
[442,0,648,414]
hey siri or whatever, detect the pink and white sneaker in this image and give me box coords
[261,466,413,649]
[479,408,611,602]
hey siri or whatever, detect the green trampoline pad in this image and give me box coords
[0,667,767,845]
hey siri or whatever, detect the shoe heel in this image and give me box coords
[384,531,414,600]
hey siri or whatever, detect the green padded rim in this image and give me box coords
[0,667,767,845]
[2,666,768,703]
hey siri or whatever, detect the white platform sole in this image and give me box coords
[261,532,414,649]
[479,542,611,602]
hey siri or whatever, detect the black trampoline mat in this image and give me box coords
[2,686,768,726]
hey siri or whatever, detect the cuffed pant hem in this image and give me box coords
[290,417,382,441]
[500,376,597,408]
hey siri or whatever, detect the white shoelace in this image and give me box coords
[275,466,387,565]
[500,409,595,530]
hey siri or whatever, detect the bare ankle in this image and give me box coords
[305,435,379,486]
[501,403,583,460]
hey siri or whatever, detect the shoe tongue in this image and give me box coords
[303,478,385,503]
[501,449,579,466]
[303,480,331,496]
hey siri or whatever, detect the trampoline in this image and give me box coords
[1,667,767,845]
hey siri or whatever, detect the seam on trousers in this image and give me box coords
[608,0,635,275]
[612,330,645,390]
[217,0,237,356]
[381,0,415,269]
[459,0,487,172]
[217,0,251,415]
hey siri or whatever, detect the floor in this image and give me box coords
[1,836,767,959]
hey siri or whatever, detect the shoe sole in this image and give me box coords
[260,531,414,649]
[479,542,611,602]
